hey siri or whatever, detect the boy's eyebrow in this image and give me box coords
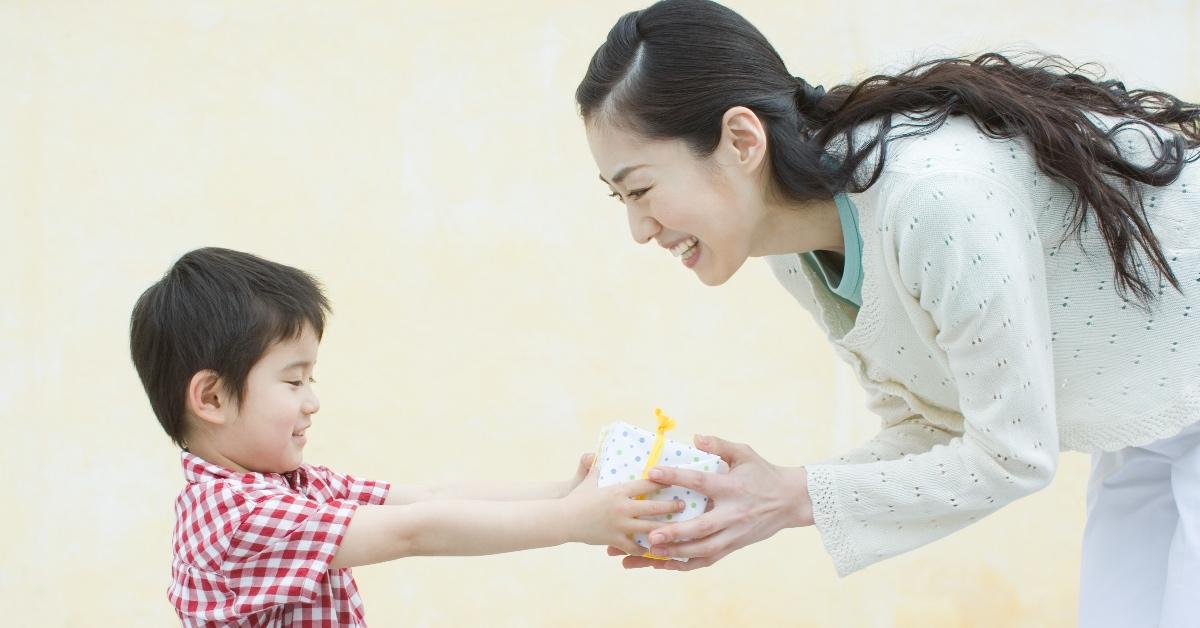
[281,360,314,371]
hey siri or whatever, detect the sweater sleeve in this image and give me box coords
[815,389,959,466]
[805,170,1060,576]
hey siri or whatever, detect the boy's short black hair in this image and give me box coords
[130,247,331,448]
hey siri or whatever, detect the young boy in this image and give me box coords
[130,247,680,626]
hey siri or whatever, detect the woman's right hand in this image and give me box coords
[561,463,681,556]
[606,434,814,571]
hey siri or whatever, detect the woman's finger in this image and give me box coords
[693,434,756,466]
[649,529,734,560]
[644,510,725,547]
[614,536,644,557]
[646,466,724,495]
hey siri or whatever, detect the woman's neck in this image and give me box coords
[751,194,844,257]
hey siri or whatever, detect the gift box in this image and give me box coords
[595,409,729,561]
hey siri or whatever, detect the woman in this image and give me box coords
[575,1,1199,625]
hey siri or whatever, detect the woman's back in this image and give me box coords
[856,113,1200,449]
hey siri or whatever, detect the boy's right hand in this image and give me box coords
[561,463,683,556]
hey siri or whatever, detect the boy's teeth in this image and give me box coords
[671,237,698,257]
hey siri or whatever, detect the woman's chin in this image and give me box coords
[694,257,742,286]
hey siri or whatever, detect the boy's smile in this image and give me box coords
[190,323,322,474]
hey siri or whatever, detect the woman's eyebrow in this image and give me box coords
[600,164,648,185]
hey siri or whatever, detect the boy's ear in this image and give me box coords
[186,370,231,427]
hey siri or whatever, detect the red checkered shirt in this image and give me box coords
[170,451,390,627]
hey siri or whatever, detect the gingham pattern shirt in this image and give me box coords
[170,451,390,626]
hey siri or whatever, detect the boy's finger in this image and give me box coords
[629,519,677,535]
[583,460,601,482]
[632,497,686,518]
[606,545,628,557]
[619,478,671,497]
[578,452,595,472]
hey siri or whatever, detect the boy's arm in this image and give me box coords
[330,465,679,568]
[383,454,594,505]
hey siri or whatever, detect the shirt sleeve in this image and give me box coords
[221,492,360,612]
[805,170,1060,576]
[309,465,391,505]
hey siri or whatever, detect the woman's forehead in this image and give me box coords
[587,122,691,179]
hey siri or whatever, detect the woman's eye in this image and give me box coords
[287,380,302,387]
[607,187,651,202]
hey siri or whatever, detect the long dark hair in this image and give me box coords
[576,0,1200,305]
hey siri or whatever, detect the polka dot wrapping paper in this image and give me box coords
[595,421,730,561]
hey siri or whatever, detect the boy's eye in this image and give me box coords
[286,377,316,387]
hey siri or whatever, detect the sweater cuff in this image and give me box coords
[807,464,861,577]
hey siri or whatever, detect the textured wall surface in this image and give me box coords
[2,1,1196,625]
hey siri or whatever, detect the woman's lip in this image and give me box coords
[682,243,701,268]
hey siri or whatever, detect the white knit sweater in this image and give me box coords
[767,114,1200,576]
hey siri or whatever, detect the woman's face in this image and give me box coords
[585,118,766,286]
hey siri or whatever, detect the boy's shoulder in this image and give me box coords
[176,453,343,507]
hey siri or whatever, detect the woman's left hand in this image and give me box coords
[608,434,814,571]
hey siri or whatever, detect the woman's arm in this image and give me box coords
[628,171,1060,575]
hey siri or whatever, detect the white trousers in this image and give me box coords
[1078,419,1200,628]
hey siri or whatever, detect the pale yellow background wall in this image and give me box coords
[2,1,1196,626]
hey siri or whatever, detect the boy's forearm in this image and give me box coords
[332,498,574,568]
[386,481,569,505]
[402,498,571,556]
[425,480,571,501]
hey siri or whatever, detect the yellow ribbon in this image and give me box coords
[634,408,676,560]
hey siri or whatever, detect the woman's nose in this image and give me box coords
[627,208,662,245]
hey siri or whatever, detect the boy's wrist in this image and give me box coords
[552,497,577,546]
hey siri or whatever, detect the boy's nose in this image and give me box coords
[302,392,320,415]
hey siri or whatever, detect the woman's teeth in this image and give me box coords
[670,237,699,259]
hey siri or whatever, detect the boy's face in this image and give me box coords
[217,323,321,474]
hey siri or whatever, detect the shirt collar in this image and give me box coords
[180,450,309,491]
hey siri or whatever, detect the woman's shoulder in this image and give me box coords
[882,113,1029,178]
[839,114,1034,221]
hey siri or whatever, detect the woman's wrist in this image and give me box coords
[781,465,814,528]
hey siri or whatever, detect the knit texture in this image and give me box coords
[768,113,1200,576]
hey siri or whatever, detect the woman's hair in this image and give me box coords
[576,0,1200,305]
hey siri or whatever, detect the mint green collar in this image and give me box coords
[802,192,863,308]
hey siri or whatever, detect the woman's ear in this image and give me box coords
[718,106,769,172]
[186,370,231,427]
